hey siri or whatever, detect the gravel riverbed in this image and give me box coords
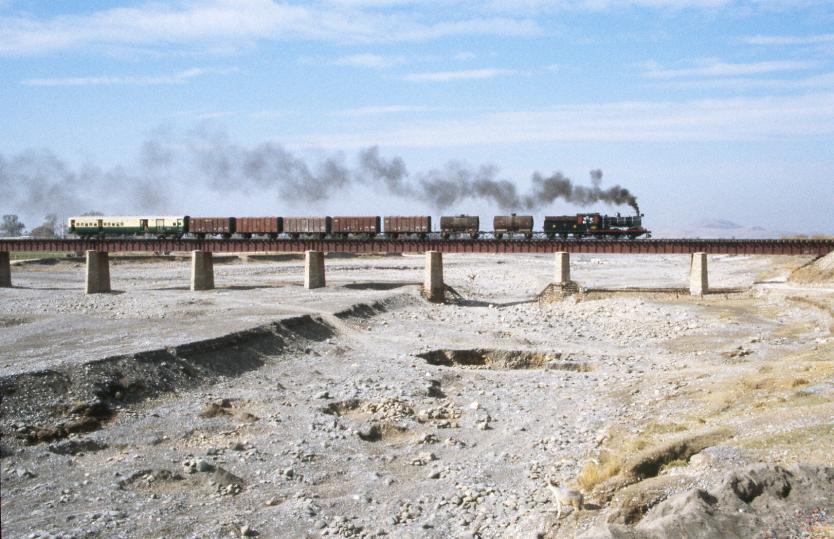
[1,253,832,538]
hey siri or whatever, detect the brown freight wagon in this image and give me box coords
[331,216,381,238]
[189,217,235,238]
[236,217,283,238]
[493,214,534,239]
[440,215,480,239]
[283,217,331,239]
[383,216,431,239]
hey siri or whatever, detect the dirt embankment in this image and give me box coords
[0,314,336,449]
[790,251,834,284]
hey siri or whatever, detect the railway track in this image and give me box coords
[2,238,832,256]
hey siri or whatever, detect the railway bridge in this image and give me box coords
[1,238,832,299]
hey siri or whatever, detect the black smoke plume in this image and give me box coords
[523,170,639,214]
[1,129,640,221]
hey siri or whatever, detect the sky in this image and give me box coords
[1,0,833,236]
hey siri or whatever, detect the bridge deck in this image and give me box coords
[2,238,832,256]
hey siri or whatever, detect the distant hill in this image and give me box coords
[653,219,799,239]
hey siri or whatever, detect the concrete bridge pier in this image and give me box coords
[85,250,111,294]
[690,252,708,296]
[424,251,444,302]
[191,250,215,291]
[305,250,325,289]
[0,252,11,287]
[554,251,570,285]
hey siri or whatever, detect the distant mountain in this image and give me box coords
[694,219,743,230]
[653,219,798,239]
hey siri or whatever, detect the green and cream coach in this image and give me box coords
[68,216,188,238]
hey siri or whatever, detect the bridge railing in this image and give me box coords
[1,238,832,256]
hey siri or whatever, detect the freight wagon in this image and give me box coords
[283,217,331,239]
[189,217,235,239]
[236,217,283,239]
[331,216,381,238]
[383,216,431,239]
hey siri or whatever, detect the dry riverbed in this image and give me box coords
[1,253,832,538]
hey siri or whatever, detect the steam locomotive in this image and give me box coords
[67,212,650,240]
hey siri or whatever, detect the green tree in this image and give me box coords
[1,214,25,237]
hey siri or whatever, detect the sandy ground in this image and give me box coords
[1,253,832,538]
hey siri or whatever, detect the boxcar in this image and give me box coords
[383,216,431,239]
[68,216,187,238]
[284,217,332,239]
[331,216,381,238]
[236,217,283,239]
[493,214,534,239]
[440,215,480,240]
[189,217,235,239]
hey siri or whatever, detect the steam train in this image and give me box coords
[67,212,650,240]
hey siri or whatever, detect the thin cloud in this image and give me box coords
[21,67,236,87]
[0,0,541,56]
[650,71,834,91]
[296,92,834,148]
[403,68,517,82]
[642,59,820,79]
[336,105,434,116]
[744,33,834,46]
[484,0,733,12]
[334,53,405,68]
[248,109,294,119]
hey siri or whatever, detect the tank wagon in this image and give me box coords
[493,214,534,240]
[68,212,649,240]
[440,215,480,240]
